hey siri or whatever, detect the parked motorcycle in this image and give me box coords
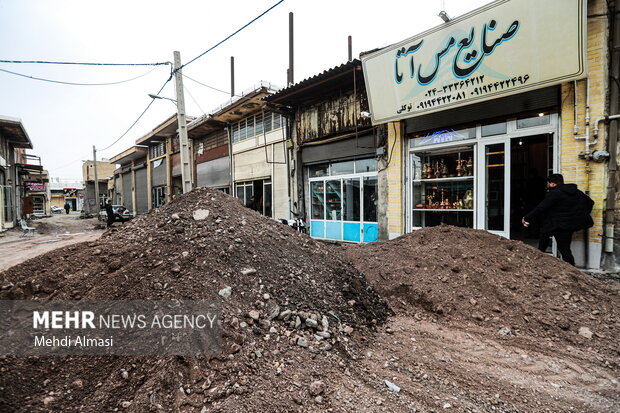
[279,211,307,233]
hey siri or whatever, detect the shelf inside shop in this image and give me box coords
[413,176,474,183]
[413,209,473,212]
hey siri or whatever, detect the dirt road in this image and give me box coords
[353,316,619,411]
[0,190,617,412]
[0,212,103,271]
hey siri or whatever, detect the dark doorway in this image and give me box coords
[510,133,553,247]
[66,198,77,211]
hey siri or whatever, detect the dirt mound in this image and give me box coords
[0,188,389,412]
[347,225,620,356]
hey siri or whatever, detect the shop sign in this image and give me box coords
[362,0,586,124]
[26,182,45,191]
[64,188,78,197]
[411,128,474,147]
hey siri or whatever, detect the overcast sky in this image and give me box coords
[0,0,492,180]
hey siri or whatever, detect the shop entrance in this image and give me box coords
[409,113,558,241]
[236,179,272,217]
[509,134,553,246]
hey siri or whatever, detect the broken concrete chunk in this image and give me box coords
[192,209,210,220]
[241,268,257,276]
[384,380,401,392]
[218,286,232,298]
[578,326,593,339]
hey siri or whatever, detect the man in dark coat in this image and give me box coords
[245,195,259,212]
[522,174,594,266]
[104,200,127,228]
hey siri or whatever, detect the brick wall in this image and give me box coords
[559,0,609,249]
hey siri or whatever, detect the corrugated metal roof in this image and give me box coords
[0,115,33,149]
[266,59,361,103]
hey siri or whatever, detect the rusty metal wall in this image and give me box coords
[296,90,370,143]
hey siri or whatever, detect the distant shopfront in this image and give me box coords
[307,157,378,243]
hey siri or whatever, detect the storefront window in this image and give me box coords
[408,114,559,238]
[355,158,377,173]
[308,157,378,243]
[485,143,505,231]
[517,113,550,129]
[325,180,342,220]
[481,121,507,137]
[343,178,360,221]
[309,164,329,178]
[411,147,475,229]
[310,181,325,220]
[363,176,377,222]
[330,160,354,176]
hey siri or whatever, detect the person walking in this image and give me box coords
[104,200,127,228]
[64,203,70,214]
[522,174,594,266]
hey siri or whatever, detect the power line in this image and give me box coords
[0,59,169,66]
[99,76,173,152]
[183,73,231,96]
[0,66,160,86]
[180,0,285,70]
[48,158,83,172]
[184,85,206,116]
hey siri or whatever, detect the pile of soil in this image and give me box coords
[0,188,389,412]
[32,221,65,235]
[347,225,620,358]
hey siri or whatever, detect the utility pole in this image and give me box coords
[173,51,192,194]
[92,145,100,215]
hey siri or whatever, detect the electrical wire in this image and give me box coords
[0,66,160,86]
[184,85,206,116]
[99,76,173,152]
[378,123,398,173]
[48,158,83,172]
[0,59,169,66]
[183,74,231,96]
[179,0,285,70]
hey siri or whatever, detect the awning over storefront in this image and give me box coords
[301,134,377,164]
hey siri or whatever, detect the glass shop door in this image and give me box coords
[476,140,511,238]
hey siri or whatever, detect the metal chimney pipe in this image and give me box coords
[288,12,294,85]
[348,35,352,62]
[230,56,235,97]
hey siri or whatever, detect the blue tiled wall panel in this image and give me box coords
[310,220,325,238]
[325,222,342,240]
[343,223,361,242]
[363,223,379,243]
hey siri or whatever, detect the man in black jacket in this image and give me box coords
[522,174,594,266]
[104,200,127,228]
